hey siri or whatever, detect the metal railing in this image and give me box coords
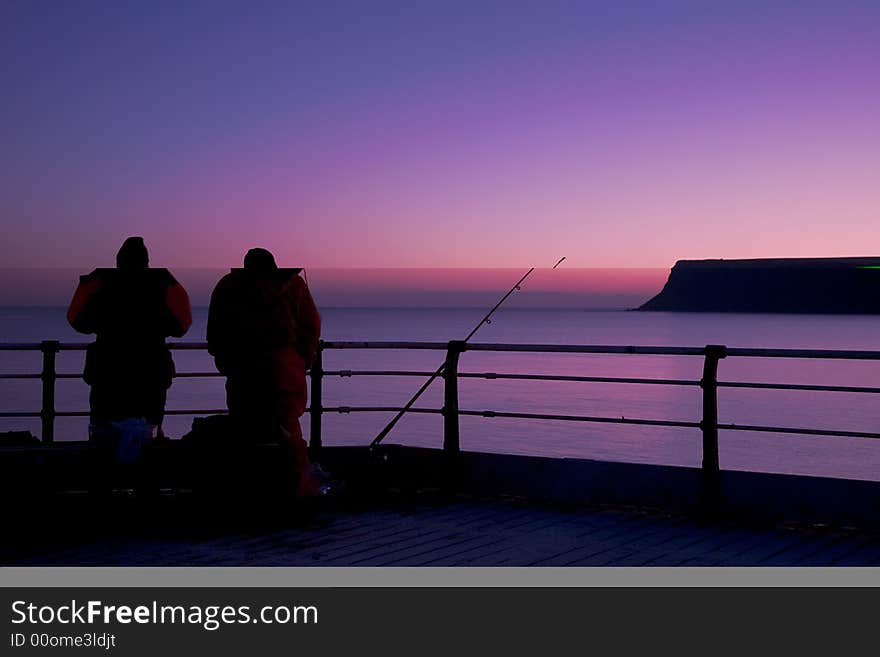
[2,340,880,495]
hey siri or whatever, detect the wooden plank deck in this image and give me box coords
[4,495,880,566]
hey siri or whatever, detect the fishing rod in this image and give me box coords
[369,256,566,449]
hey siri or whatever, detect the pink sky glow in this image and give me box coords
[2,3,878,270]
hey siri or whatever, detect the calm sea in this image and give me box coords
[2,307,880,481]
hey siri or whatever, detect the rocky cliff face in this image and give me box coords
[638,258,880,313]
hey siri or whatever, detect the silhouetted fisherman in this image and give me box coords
[207,248,324,497]
[67,237,192,435]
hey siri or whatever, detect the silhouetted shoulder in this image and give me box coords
[210,271,241,296]
[286,273,310,297]
[80,267,177,289]
[155,268,177,287]
[80,269,101,284]
[213,271,236,287]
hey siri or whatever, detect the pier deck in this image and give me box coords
[5,338,880,567]
[5,494,880,567]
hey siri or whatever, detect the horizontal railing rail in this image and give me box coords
[5,340,880,359]
[2,339,879,504]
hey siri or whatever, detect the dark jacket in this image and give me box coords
[207,268,320,391]
[67,268,192,388]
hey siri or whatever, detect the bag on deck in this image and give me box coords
[114,418,154,465]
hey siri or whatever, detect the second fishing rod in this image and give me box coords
[369,257,565,449]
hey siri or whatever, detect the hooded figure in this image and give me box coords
[67,237,192,432]
[207,248,322,497]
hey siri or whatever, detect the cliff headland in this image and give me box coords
[638,258,880,313]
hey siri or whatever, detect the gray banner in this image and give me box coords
[3,567,880,588]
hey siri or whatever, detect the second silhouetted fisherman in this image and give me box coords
[207,248,324,497]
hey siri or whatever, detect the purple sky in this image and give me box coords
[2,1,878,271]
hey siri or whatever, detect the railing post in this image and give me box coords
[40,340,60,444]
[443,340,465,454]
[700,344,727,510]
[309,342,324,461]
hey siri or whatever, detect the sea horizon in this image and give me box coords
[0,266,669,309]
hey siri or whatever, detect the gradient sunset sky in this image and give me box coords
[2,1,878,270]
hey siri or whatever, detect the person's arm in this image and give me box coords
[206,275,234,374]
[66,276,101,334]
[291,275,321,368]
[165,280,192,337]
